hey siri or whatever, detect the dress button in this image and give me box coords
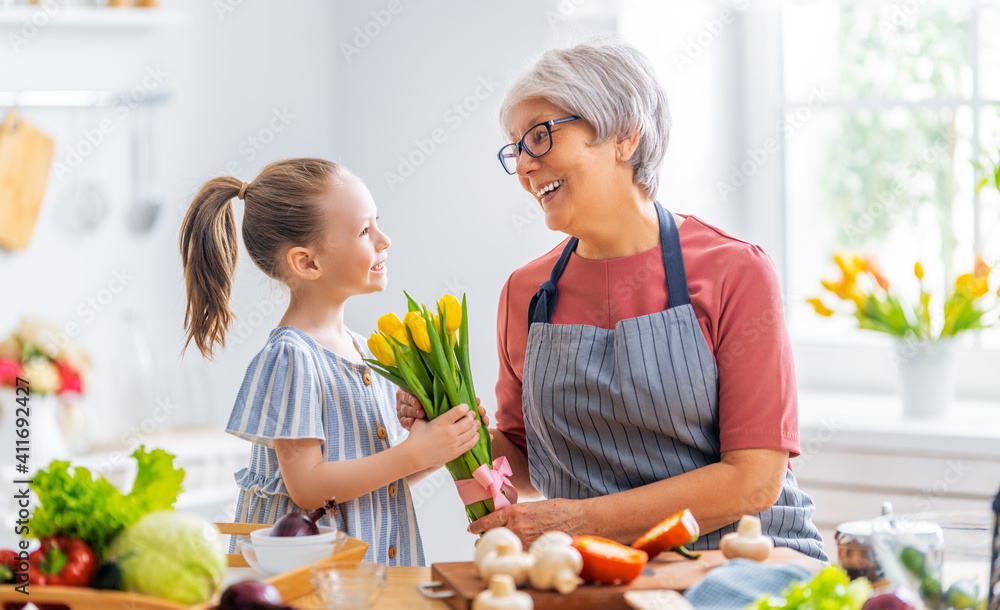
[388,545,397,560]
[388,484,397,497]
[377,426,387,439]
[362,373,372,386]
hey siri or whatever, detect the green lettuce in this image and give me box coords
[28,446,185,558]
[747,566,873,610]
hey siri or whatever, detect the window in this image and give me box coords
[621,1,999,397]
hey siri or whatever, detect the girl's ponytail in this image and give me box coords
[179,176,242,360]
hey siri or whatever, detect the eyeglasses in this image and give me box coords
[497,115,580,175]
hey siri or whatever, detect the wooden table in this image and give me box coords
[289,566,444,609]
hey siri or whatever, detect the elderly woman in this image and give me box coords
[401,39,826,561]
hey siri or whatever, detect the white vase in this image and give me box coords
[892,338,957,419]
[0,388,72,473]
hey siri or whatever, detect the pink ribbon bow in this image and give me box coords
[454,457,518,510]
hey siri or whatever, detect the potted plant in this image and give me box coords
[808,253,996,418]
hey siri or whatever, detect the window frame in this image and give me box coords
[749,4,1000,400]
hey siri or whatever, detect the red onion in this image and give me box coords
[861,593,915,610]
[271,498,337,537]
[218,579,290,609]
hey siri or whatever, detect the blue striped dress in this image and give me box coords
[225,325,425,566]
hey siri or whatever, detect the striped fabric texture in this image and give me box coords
[226,326,425,566]
[523,307,827,561]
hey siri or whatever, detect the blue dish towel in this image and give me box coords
[683,559,814,610]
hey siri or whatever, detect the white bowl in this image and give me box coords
[250,525,343,546]
[239,530,348,576]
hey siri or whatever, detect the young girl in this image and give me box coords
[179,158,482,566]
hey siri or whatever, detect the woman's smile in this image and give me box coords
[535,179,565,205]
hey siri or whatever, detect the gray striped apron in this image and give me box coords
[523,202,826,561]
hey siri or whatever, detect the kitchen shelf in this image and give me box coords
[0,6,189,29]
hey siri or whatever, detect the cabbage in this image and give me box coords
[107,510,225,605]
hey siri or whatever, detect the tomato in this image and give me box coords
[631,508,700,559]
[571,535,648,585]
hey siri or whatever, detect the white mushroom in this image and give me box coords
[529,543,583,594]
[475,527,523,571]
[528,531,574,558]
[473,574,534,610]
[719,515,774,561]
[478,539,535,587]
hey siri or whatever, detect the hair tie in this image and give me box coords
[237,181,250,200]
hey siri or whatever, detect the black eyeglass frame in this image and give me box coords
[497,115,581,175]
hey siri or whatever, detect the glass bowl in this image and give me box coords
[311,562,387,610]
[872,510,992,609]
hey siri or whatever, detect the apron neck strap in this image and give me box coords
[528,236,578,326]
[656,202,691,309]
[527,201,689,326]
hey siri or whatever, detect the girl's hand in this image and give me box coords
[396,389,490,430]
[406,403,482,470]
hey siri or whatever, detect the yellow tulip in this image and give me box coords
[834,253,861,282]
[438,294,462,334]
[847,286,868,309]
[806,298,834,317]
[914,261,925,281]
[822,277,855,300]
[377,313,409,346]
[367,333,396,367]
[404,311,431,352]
[955,273,988,299]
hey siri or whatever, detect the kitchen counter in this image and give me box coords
[301,566,442,609]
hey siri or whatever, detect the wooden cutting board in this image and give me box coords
[428,548,823,610]
[0,110,55,251]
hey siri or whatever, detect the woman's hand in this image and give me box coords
[396,389,490,430]
[467,498,590,547]
[404,403,481,471]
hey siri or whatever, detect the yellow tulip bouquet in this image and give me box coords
[366,293,514,523]
[808,253,997,339]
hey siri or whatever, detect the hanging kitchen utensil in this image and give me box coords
[77,106,110,233]
[0,110,55,251]
[125,103,161,234]
[54,108,109,236]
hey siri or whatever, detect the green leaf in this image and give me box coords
[403,290,421,313]
[975,176,989,197]
[28,446,184,559]
[364,359,409,391]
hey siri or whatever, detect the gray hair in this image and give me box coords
[499,37,671,198]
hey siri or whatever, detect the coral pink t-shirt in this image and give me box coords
[494,215,800,459]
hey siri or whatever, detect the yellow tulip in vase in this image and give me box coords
[809,254,997,418]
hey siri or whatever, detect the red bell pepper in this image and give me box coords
[631,508,701,560]
[571,535,648,585]
[27,537,97,587]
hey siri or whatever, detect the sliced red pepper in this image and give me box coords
[631,508,700,560]
[27,537,97,587]
[571,535,648,585]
